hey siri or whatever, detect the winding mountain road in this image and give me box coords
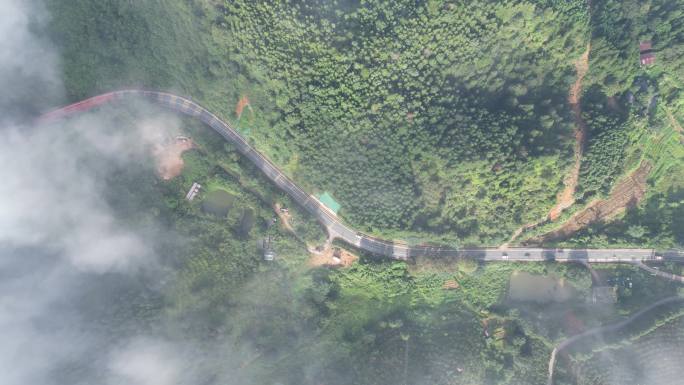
[39,90,684,268]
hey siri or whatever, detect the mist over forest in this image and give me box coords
[1,1,683,385]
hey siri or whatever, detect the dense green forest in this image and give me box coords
[575,88,631,200]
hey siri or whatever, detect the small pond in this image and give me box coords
[202,189,235,217]
[237,208,255,236]
[508,271,577,303]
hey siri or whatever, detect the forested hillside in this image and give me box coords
[45,0,684,248]
[46,0,593,245]
[218,0,589,238]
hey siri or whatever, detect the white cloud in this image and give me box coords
[0,0,62,116]
[0,3,190,385]
[108,338,184,385]
[0,117,167,273]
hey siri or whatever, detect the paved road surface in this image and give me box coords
[633,261,684,283]
[39,90,684,266]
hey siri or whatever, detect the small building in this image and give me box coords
[185,182,201,201]
[263,250,276,261]
[259,236,276,261]
[640,52,655,66]
[639,40,655,66]
[317,192,341,215]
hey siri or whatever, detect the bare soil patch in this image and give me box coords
[307,244,358,268]
[235,95,252,119]
[154,137,194,180]
[531,161,652,243]
[274,202,296,233]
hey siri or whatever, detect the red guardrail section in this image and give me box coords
[37,92,117,123]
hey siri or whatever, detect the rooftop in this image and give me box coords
[640,52,655,66]
[639,40,652,52]
[318,192,341,214]
[264,250,276,261]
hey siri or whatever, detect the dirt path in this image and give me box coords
[549,42,591,221]
[530,161,652,244]
[274,202,297,234]
[501,221,542,249]
[502,42,591,247]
